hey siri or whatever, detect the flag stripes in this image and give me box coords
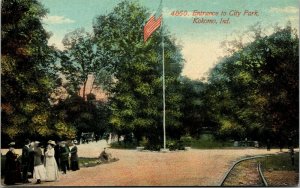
[144,15,162,42]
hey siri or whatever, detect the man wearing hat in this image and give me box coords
[4,142,22,185]
[59,141,70,174]
[54,141,61,171]
[21,139,32,183]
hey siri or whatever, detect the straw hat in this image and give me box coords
[48,140,56,146]
[8,142,15,146]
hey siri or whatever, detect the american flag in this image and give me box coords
[144,8,162,42]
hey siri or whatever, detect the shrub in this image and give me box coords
[139,137,148,147]
[180,136,192,147]
[166,140,185,151]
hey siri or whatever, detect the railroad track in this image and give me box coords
[220,155,270,186]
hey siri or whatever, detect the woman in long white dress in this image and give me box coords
[44,140,59,182]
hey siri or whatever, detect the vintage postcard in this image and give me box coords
[1,0,299,186]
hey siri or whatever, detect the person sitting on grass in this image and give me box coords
[99,148,119,163]
[99,148,110,161]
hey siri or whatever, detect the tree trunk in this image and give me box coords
[83,80,87,101]
[89,79,95,94]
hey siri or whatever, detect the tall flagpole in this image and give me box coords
[161,0,166,150]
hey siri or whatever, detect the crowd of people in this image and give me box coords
[3,139,80,185]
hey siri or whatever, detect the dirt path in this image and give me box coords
[30,147,287,186]
[1,142,292,186]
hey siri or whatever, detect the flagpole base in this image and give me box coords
[160,148,169,153]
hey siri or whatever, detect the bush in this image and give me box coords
[191,133,233,148]
[139,137,148,147]
[166,140,185,151]
[110,141,137,149]
[180,136,192,147]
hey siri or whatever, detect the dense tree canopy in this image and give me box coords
[1,0,59,143]
[1,0,298,149]
[205,24,299,145]
[93,1,184,148]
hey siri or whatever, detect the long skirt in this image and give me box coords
[45,157,59,181]
[71,160,80,171]
[4,169,22,185]
[33,165,46,181]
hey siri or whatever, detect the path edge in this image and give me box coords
[219,154,272,186]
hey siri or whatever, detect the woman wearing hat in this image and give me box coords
[4,142,22,185]
[70,140,80,171]
[44,140,59,181]
[33,141,46,184]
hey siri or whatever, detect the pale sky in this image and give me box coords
[40,0,299,80]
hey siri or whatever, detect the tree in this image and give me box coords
[60,28,111,100]
[60,29,93,99]
[206,23,299,145]
[52,94,110,140]
[1,0,60,143]
[93,1,184,148]
[180,77,217,137]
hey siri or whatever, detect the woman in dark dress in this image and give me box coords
[4,142,22,185]
[70,140,80,171]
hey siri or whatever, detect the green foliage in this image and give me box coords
[206,24,299,144]
[191,134,233,149]
[59,28,110,98]
[180,135,192,147]
[93,1,184,147]
[54,121,76,139]
[1,0,59,143]
[110,141,137,149]
[52,95,110,139]
[258,152,299,171]
[180,77,217,136]
[166,140,185,151]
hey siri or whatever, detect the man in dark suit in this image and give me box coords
[54,141,61,171]
[60,141,70,174]
[21,139,32,183]
[4,142,21,185]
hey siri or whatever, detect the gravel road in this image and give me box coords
[1,141,290,186]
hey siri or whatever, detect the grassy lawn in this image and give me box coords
[257,151,299,186]
[258,151,299,171]
[78,157,100,167]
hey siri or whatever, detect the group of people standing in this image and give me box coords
[4,139,80,185]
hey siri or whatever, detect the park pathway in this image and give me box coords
[27,146,288,186]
